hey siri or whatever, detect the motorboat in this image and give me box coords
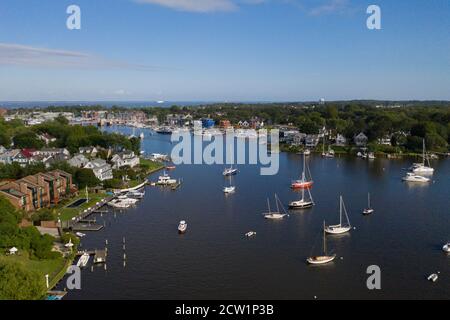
[157,172,177,185]
[178,221,187,234]
[126,189,145,199]
[75,232,86,238]
[427,273,439,282]
[223,186,236,194]
[307,221,336,265]
[325,196,352,235]
[402,172,430,183]
[442,243,450,253]
[245,231,257,238]
[76,252,90,268]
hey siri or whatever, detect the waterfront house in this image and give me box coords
[335,134,348,147]
[354,132,369,147]
[12,149,37,167]
[68,154,89,168]
[378,135,392,146]
[0,145,6,154]
[305,135,320,148]
[111,151,140,169]
[84,159,113,181]
[292,133,306,146]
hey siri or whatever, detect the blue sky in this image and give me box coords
[0,0,449,101]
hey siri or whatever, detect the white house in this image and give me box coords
[305,135,320,148]
[335,134,347,146]
[84,159,113,181]
[34,148,70,158]
[111,151,140,169]
[0,149,21,164]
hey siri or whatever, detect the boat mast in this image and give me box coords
[275,194,280,213]
[368,193,371,209]
[339,196,343,226]
[267,198,271,214]
[323,221,327,255]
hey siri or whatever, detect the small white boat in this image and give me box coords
[126,189,145,199]
[75,232,86,238]
[368,152,375,160]
[427,273,438,282]
[178,221,187,234]
[76,252,90,268]
[223,166,238,176]
[442,243,450,253]
[139,132,145,140]
[303,149,311,156]
[223,186,236,194]
[117,195,139,205]
[325,196,351,235]
[157,172,177,185]
[402,172,430,183]
[245,231,256,238]
[307,221,336,265]
[362,193,374,215]
[108,199,132,209]
[263,194,288,220]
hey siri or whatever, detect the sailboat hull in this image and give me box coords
[363,208,374,215]
[291,181,313,189]
[307,254,336,265]
[263,213,287,220]
[289,200,314,209]
[325,225,351,235]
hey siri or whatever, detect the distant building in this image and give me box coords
[219,120,231,129]
[354,132,369,147]
[201,118,215,129]
[0,149,21,165]
[292,133,306,146]
[34,148,70,158]
[38,133,56,146]
[378,135,392,146]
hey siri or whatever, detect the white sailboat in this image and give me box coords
[410,139,434,174]
[289,187,314,209]
[362,193,374,215]
[325,196,351,235]
[263,194,288,220]
[442,242,450,253]
[223,175,236,194]
[402,172,430,183]
[307,221,336,265]
[178,220,187,234]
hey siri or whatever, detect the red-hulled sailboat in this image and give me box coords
[291,153,314,189]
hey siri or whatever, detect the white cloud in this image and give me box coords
[134,0,238,12]
[0,43,165,71]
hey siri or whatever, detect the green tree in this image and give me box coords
[0,261,46,300]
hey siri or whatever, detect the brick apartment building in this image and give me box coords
[0,170,75,212]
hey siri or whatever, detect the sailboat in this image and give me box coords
[410,139,434,174]
[263,194,288,220]
[223,145,238,176]
[291,153,314,189]
[289,187,314,209]
[325,196,352,235]
[362,193,374,215]
[321,136,334,158]
[307,221,336,265]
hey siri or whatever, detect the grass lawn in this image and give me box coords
[58,192,108,222]
[140,158,164,173]
[0,251,68,288]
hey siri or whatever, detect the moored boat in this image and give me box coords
[178,220,187,234]
[307,221,336,265]
[402,172,430,183]
[325,196,352,235]
[77,252,90,268]
[263,194,288,220]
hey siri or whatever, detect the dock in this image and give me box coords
[71,223,104,231]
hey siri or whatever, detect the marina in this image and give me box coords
[56,127,450,300]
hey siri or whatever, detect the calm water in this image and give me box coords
[61,126,450,300]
